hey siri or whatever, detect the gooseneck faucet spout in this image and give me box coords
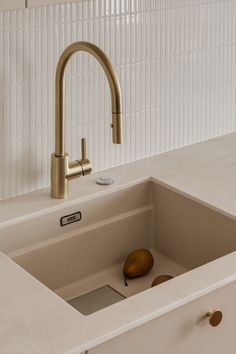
[51,41,123,199]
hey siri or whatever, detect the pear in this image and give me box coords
[123,249,154,279]
[151,274,173,287]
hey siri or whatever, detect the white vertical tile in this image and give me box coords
[0,0,236,199]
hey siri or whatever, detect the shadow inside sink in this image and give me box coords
[9,180,236,315]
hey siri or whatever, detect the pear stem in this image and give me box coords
[124,275,128,287]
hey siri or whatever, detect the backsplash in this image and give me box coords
[0,0,235,199]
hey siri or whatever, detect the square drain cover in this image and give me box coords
[67,285,125,315]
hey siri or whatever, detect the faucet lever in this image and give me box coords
[79,137,92,177]
[81,137,87,161]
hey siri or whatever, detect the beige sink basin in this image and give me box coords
[4,180,236,315]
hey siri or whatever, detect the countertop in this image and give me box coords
[1,133,236,354]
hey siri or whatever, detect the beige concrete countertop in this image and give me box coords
[1,133,236,354]
[1,132,236,226]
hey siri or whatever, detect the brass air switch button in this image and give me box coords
[207,309,223,327]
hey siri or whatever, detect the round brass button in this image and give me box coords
[207,310,223,327]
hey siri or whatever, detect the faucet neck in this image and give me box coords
[55,41,122,157]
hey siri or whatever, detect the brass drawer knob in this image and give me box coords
[207,310,223,327]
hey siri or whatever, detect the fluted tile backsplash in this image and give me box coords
[0,0,235,199]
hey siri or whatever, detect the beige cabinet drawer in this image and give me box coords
[0,0,25,11]
[89,280,236,354]
[27,0,78,7]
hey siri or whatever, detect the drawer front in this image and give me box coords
[89,280,236,354]
[0,0,25,11]
[27,0,78,7]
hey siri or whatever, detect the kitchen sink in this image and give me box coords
[3,180,236,316]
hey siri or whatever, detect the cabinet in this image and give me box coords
[0,0,78,11]
[27,0,67,7]
[0,0,25,11]
[89,280,236,354]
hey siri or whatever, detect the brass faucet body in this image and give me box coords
[51,41,123,199]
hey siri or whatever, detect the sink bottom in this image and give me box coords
[67,285,126,315]
[55,249,187,315]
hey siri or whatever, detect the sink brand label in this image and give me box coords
[60,211,82,226]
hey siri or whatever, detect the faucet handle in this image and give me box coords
[81,137,87,161]
[79,137,92,176]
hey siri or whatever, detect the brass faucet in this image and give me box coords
[51,42,123,199]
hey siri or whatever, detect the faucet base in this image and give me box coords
[51,153,69,199]
[51,152,92,199]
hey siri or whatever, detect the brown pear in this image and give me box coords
[123,249,154,279]
[151,274,173,287]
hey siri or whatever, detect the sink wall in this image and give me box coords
[0,182,151,254]
[152,182,236,269]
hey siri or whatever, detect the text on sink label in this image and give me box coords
[60,211,82,226]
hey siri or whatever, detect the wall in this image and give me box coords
[0,0,235,200]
